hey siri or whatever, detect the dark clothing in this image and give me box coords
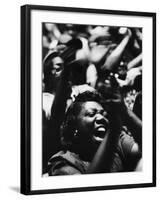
[48,131,141,175]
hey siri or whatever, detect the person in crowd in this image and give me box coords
[42,38,83,172]
[42,38,95,173]
[42,23,143,175]
[47,76,142,175]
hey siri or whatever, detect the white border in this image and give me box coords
[30,9,153,191]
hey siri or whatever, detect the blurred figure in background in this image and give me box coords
[42,22,142,174]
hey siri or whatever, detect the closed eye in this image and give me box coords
[86,110,96,117]
[85,109,107,117]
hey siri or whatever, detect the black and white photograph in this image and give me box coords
[20,5,156,194]
[42,23,143,176]
[1,0,160,199]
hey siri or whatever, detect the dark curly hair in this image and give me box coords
[43,51,60,92]
[61,90,104,148]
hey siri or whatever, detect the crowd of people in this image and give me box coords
[42,23,142,175]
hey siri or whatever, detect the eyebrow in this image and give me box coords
[86,107,104,113]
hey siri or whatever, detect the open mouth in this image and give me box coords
[93,126,107,142]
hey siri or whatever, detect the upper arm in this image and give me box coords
[120,132,141,158]
[119,132,142,171]
[130,143,140,156]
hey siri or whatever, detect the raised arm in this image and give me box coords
[87,108,122,173]
[87,76,122,173]
[50,39,83,128]
[88,75,142,173]
[101,28,132,72]
[127,53,142,70]
[44,39,82,167]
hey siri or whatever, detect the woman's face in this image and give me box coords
[76,101,109,145]
[51,56,64,79]
[47,56,64,91]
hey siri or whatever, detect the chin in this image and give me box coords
[92,135,104,144]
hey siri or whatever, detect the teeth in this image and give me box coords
[97,127,106,132]
[94,127,106,142]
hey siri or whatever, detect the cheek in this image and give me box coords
[51,69,56,75]
[78,117,95,134]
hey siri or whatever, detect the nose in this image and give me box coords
[96,113,104,120]
[95,113,108,125]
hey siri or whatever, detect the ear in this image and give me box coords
[72,129,81,144]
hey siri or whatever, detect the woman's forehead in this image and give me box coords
[80,101,103,111]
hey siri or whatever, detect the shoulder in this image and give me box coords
[117,128,142,170]
[48,150,89,175]
[118,127,141,158]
